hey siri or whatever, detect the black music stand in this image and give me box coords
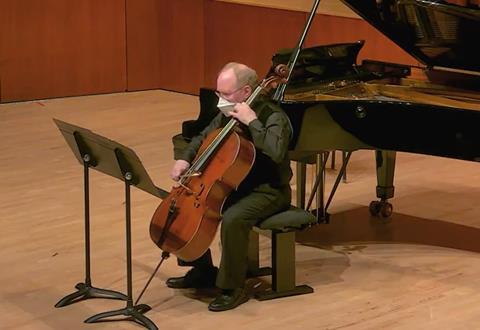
[53,119,167,330]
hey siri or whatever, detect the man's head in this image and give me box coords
[216,62,258,103]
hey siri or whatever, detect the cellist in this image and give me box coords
[167,62,293,312]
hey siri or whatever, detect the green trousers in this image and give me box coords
[177,183,291,289]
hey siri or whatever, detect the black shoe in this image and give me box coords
[208,288,249,312]
[166,267,217,289]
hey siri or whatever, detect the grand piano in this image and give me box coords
[270,0,480,218]
[175,0,480,220]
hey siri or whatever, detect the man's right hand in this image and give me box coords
[170,160,190,181]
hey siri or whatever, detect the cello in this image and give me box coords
[149,65,288,262]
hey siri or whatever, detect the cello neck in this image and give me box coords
[185,83,265,178]
[184,67,289,180]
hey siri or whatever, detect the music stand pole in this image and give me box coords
[55,153,127,308]
[85,153,157,330]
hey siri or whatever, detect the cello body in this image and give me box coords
[149,128,255,261]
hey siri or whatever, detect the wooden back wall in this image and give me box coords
[0,0,418,103]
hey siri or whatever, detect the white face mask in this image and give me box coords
[217,96,236,117]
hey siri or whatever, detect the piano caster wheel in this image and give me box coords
[369,201,393,218]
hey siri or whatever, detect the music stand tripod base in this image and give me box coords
[85,304,157,330]
[55,282,127,308]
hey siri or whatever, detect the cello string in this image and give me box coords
[178,81,265,186]
[185,84,263,176]
[191,120,236,173]
[180,118,237,184]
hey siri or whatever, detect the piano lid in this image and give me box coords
[340,0,480,72]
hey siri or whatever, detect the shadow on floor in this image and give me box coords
[296,206,480,253]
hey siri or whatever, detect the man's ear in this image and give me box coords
[244,85,252,96]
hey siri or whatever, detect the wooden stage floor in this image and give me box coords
[1,90,480,329]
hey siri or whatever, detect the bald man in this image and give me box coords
[167,62,293,311]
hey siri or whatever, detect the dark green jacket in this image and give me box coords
[179,98,292,193]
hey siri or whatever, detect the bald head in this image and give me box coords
[219,62,258,88]
[216,62,258,103]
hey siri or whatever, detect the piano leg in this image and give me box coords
[370,150,395,218]
[315,153,326,219]
[295,161,307,209]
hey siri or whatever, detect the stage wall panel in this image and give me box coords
[0,0,127,102]
[126,0,204,94]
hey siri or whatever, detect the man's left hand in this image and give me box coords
[231,102,257,125]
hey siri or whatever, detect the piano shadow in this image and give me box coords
[296,206,480,254]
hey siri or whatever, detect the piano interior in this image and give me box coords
[283,76,480,111]
[277,0,480,110]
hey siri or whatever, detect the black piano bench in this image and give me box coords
[248,206,316,301]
